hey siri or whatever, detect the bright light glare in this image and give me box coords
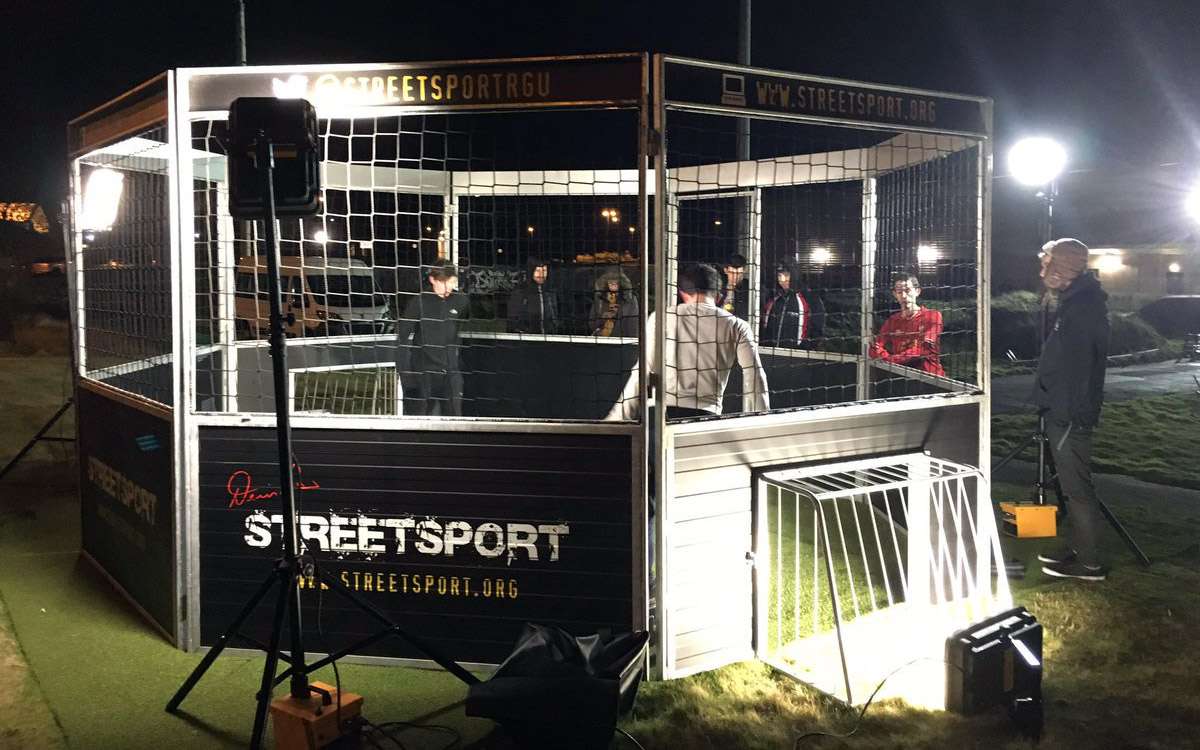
[1008,137,1067,186]
[1168,262,1182,274]
[81,168,124,231]
[1096,253,1124,273]
[313,230,329,243]
[1185,184,1200,223]
[811,247,833,265]
[917,244,940,264]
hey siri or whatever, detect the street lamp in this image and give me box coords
[1008,137,1067,243]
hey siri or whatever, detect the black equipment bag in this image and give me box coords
[466,623,649,749]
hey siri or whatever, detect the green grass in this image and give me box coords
[762,485,904,654]
[992,393,1200,489]
[623,480,1200,749]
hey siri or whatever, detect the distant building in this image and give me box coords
[0,202,50,234]
[1088,244,1196,299]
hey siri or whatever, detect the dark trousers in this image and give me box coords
[1045,418,1104,566]
[405,371,463,416]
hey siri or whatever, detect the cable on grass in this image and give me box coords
[793,658,966,747]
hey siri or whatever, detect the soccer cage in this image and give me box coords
[66,54,1007,707]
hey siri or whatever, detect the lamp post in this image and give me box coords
[1006,137,1067,506]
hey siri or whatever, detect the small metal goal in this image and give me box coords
[756,453,1011,708]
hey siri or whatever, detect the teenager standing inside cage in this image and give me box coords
[1033,239,1112,582]
[717,253,750,320]
[868,272,946,376]
[606,263,769,420]
[762,263,825,348]
[394,263,469,416]
[507,256,559,334]
[589,266,640,337]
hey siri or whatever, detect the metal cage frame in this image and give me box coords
[65,54,992,682]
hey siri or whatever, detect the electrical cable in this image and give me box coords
[363,717,461,750]
[615,726,648,750]
[792,658,966,747]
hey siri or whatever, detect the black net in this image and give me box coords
[636,110,980,421]
[191,109,644,419]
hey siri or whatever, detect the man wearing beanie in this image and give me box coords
[1032,238,1111,581]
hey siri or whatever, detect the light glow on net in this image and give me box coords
[81,168,124,231]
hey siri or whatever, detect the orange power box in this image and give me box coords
[999,502,1057,538]
[270,681,362,749]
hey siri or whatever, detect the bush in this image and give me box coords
[989,290,1166,359]
[990,291,1042,360]
[1108,311,1166,354]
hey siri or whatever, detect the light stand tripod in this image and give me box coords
[993,416,1150,566]
[166,127,477,750]
[993,180,1149,566]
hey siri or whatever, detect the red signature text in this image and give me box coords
[227,465,320,509]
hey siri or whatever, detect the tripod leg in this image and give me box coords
[1098,500,1151,567]
[250,569,294,750]
[992,430,1037,473]
[250,571,295,749]
[167,570,279,713]
[317,566,480,686]
[0,398,74,482]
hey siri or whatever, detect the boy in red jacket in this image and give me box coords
[868,273,944,376]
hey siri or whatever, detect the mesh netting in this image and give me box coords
[191,110,643,419]
[638,111,980,420]
[73,126,174,404]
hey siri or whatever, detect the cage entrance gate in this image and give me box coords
[755,453,1011,709]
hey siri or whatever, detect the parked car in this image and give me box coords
[235,256,391,338]
[1138,295,1200,338]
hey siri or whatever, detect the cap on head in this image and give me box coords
[1042,238,1089,280]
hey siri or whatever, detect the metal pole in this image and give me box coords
[736,0,751,161]
[256,136,310,701]
[235,0,247,65]
[1034,179,1057,505]
[735,0,752,259]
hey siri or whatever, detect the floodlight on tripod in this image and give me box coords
[164,97,479,750]
[997,137,1067,510]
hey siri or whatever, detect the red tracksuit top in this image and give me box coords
[869,307,945,376]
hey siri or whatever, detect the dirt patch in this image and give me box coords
[0,596,66,750]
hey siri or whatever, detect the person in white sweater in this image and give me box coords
[606,263,770,421]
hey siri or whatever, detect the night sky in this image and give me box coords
[2,0,1198,262]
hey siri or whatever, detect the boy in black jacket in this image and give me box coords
[395,262,469,416]
[507,256,559,334]
[1032,239,1111,581]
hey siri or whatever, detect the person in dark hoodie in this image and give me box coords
[1032,238,1111,581]
[507,256,559,334]
[762,264,825,348]
[395,262,469,416]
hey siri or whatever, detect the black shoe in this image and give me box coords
[1042,560,1107,581]
[1037,546,1077,565]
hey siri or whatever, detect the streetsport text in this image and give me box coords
[298,571,519,599]
[243,512,570,562]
